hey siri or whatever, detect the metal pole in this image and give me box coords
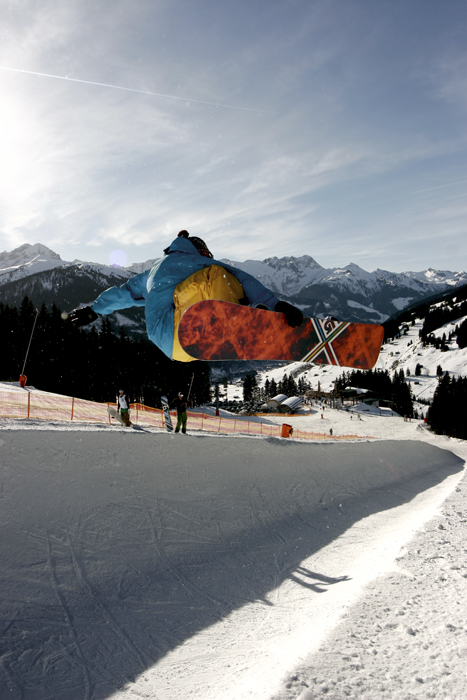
[21,308,39,376]
[187,373,195,402]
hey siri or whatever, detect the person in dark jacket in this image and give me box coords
[68,231,303,361]
[172,392,188,434]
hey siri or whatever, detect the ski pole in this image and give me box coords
[21,308,39,376]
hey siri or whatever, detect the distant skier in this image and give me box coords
[171,392,189,434]
[117,389,132,427]
[68,231,303,362]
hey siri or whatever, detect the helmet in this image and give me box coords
[188,236,213,258]
[178,392,184,397]
[164,230,213,258]
[177,230,213,258]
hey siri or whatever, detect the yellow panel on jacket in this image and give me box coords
[172,265,245,362]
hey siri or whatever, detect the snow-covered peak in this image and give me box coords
[0,242,62,274]
[0,243,65,284]
[220,255,325,296]
[1,242,466,324]
[260,254,323,271]
[128,257,160,275]
[220,254,467,300]
[343,262,369,275]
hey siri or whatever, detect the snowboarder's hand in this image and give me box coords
[68,306,99,327]
[275,301,303,328]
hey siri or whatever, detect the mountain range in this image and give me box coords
[1,243,466,332]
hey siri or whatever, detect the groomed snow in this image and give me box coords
[0,386,466,699]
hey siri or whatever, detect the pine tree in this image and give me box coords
[0,296,212,408]
[392,370,413,417]
[457,319,467,349]
[243,375,253,402]
[285,374,297,395]
[427,374,467,439]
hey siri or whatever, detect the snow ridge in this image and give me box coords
[1,243,466,327]
[1,243,465,300]
[221,256,467,298]
[0,243,64,283]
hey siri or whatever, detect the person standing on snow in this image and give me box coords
[117,389,132,427]
[171,392,188,434]
[68,230,303,362]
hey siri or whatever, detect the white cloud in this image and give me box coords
[0,0,465,273]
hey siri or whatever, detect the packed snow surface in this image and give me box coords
[0,395,466,700]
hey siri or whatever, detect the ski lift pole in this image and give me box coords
[19,308,39,386]
[215,382,220,416]
[187,373,195,402]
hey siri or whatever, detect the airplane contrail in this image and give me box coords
[413,179,467,194]
[0,66,269,113]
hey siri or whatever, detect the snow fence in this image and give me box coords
[0,388,372,440]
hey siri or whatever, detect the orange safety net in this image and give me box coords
[0,390,372,440]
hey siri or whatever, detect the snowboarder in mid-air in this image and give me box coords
[68,231,303,362]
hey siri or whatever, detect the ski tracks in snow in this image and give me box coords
[0,431,464,700]
[45,529,94,700]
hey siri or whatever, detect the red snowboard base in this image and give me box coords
[178,300,384,369]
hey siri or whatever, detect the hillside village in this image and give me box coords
[210,307,467,423]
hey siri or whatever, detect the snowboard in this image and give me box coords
[107,406,132,427]
[161,395,174,432]
[178,300,384,370]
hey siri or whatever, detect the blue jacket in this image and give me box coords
[91,236,280,360]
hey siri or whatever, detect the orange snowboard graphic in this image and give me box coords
[179,300,384,369]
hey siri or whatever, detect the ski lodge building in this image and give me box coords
[261,394,304,414]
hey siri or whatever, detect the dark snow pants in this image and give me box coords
[175,411,187,433]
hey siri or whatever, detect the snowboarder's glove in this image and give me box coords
[275,301,303,328]
[68,306,99,327]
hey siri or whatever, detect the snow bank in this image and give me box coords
[0,430,463,699]
[273,472,467,699]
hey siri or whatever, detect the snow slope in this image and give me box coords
[248,315,467,412]
[0,387,466,700]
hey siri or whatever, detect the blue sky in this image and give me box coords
[0,0,465,272]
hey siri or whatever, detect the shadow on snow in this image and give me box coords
[0,432,463,699]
